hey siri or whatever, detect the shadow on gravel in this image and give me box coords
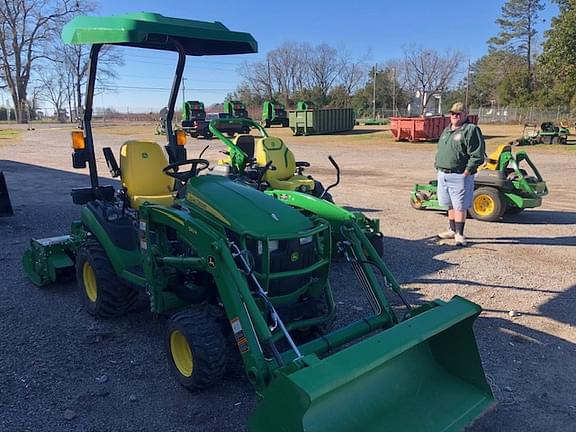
[498,210,576,225]
[342,205,382,213]
[538,284,576,326]
[411,277,561,296]
[331,128,386,136]
[473,235,576,247]
[470,314,576,432]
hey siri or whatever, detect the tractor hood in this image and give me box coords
[183,176,315,236]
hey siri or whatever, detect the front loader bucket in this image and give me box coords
[249,296,494,432]
[22,236,76,286]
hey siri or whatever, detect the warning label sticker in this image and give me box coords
[230,317,249,353]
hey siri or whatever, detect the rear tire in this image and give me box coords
[76,240,138,318]
[469,187,505,222]
[166,306,227,390]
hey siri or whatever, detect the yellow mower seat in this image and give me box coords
[255,137,315,192]
[119,140,175,209]
[480,144,511,171]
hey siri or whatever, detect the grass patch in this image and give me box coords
[0,129,21,139]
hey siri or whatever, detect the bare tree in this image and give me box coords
[400,47,464,115]
[307,44,343,104]
[37,67,69,121]
[59,43,123,121]
[0,0,79,123]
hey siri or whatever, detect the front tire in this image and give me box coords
[410,195,423,209]
[166,306,227,390]
[76,240,138,318]
[469,187,505,222]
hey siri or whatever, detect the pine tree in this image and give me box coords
[487,0,545,92]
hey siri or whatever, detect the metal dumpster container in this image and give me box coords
[289,108,355,135]
[390,115,478,142]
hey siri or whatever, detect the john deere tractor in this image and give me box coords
[22,12,494,432]
[261,100,288,128]
[411,144,548,221]
[207,117,383,254]
[223,100,250,118]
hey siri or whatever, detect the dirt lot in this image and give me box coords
[1,122,575,432]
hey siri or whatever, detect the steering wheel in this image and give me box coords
[162,158,210,182]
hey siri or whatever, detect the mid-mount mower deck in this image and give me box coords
[411,144,548,222]
[22,12,494,432]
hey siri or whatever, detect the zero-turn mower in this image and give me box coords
[411,144,548,221]
[22,12,494,432]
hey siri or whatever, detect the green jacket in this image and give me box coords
[435,122,485,174]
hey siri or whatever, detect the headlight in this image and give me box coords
[257,240,280,254]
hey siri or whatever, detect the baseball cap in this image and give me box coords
[449,102,467,114]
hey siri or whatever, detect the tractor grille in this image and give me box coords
[245,237,319,297]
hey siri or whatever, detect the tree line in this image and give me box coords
[234,0,576,117]
[0,0,574,123]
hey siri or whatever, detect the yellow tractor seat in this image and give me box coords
[254,137,315,192]
[119,140,175,209]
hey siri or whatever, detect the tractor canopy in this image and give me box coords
[61,12,257,55]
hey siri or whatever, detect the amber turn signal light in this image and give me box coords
[71,130,86,150]
[176,129,187,146]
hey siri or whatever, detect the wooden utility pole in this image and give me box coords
[392,67,397,117]
[372,64,377,118]
[465,60,470,107]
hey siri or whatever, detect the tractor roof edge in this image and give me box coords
[61,12,258,56]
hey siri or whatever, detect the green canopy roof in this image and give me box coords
[62,12,257,55]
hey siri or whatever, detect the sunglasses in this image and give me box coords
[450,112,462,116]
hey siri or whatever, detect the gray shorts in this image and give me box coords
[437,171,475,211]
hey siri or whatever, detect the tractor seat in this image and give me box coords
[255,137,315,192]
[234,134,255,159]
[119,140,175,209]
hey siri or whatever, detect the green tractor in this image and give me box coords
[411,144,548,221]
[224,100,250,118]
[261,100,289,128]
[208,117,383,254]
[296,100,316,110]
[22,12,494,432]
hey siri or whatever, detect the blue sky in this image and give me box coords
[80,0,559,112]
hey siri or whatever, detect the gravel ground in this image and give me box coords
[0,122,575,431]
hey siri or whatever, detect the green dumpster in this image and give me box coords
[289,108,355,136]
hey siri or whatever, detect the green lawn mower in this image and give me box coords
[411,144,548,221]
[514,121,571,145]
[22,12,494,432]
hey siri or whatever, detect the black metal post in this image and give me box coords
[165,37,187,162]
[84,44,102,190]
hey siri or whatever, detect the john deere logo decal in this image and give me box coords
[290,251,299,262]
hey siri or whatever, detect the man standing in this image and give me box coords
[435,102,485,246]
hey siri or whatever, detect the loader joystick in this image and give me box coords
[163,158,210,182]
